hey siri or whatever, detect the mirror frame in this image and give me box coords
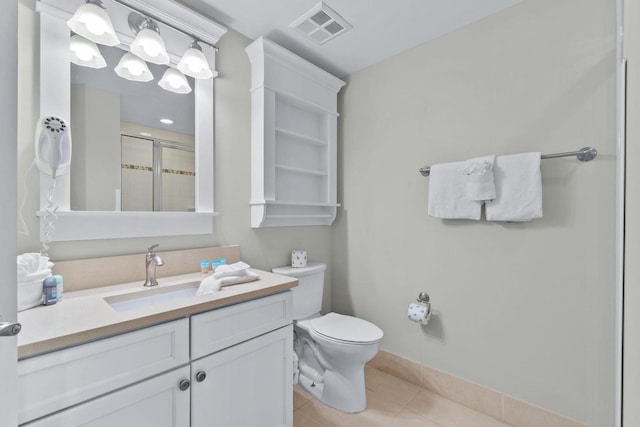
[36,0,227,241]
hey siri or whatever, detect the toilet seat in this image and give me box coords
[305,312,383,345]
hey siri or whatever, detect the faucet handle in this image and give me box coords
[147,244,159,254]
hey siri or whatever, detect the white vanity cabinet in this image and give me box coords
[190,292,293,427]
[18,291,294,427]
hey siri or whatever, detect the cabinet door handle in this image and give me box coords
[195,371,207,382]
[178,379,191,391]
[0,322,22,337]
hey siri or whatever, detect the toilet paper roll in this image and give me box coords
[407,302,430,325]
[291,250,307,268]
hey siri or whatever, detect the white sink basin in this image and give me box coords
[104,281,200,312]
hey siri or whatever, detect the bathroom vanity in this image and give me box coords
[16,267,296,427]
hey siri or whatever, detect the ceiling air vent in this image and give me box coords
[289,2,352,45]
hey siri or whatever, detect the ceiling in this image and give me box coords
[179,0,522,77]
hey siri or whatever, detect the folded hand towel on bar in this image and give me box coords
[428,161,482,220]
[485,152,543,221]
[464,155,496,201]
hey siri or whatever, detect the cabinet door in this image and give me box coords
[23,366,191,427]
[19,318,189,424]
[191,325,293,427]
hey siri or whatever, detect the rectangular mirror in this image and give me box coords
[36,0,227,241]
[70,44,196,212]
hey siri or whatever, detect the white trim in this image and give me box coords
[246,37,345,93]
[37,211,218,241]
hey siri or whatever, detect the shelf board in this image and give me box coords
[275,128,328,146]
[267,214,334,219]
[275,164,328,176]
[250,200,340,208]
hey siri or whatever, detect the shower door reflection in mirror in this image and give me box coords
[121,134,195,212]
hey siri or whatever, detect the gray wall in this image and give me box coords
[333,0,616,425]
[16,3,333,310]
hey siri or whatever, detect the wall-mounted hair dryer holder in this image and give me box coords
[35,116,72,179]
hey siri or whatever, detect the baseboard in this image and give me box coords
[368,350,586,427]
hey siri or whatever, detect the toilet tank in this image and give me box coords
[272,262,326,320]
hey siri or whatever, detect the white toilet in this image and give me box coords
[272,262,383,413]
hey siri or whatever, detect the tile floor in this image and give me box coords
[294,366,512,427]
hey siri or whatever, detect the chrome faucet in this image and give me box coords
[143,244,164,287]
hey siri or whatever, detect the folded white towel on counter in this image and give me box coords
[485,152,543,222]
[428,161,482,220]
[464,155,496,201]
[213,261,251,279]
[196,269,260,296]
[17,253,53,282]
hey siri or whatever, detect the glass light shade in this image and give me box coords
[176,44,214,79]
[67,2,120,47]
[130,29,170,65]
[115,52,153,82]
[70,34,106,68]
[158,68,192,94]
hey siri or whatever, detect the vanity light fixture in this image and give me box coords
[158,68,192,94]
[67,0,120,47]
[176,41,216,80]
[70,34,107,69]
[160,118,174,125]
[128,13,170,65]
[115,52,153,82]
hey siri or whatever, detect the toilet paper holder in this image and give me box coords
[408,292,431,325]
[417,292,430,304]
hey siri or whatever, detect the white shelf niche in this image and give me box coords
[246,37,345,228]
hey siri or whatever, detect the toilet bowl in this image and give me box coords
[272,263,384,413]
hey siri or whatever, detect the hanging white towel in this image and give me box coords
[428,161,482,220]
[485,152,543,221]
[463,155,496,201]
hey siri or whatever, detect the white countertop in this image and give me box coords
[17,269,297,359]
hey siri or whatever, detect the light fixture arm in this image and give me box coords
[188,40,203,51]
[85,0,106,8]
[128,12,159,35]
[111,0,218,51]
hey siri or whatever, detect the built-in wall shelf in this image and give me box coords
[246,37,345,228]
[275,128,328,146]
[275,164,329,176]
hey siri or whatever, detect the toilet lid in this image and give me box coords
[309,313,383,344]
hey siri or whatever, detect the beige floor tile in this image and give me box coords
[294,367,504,427]
[404,389,503,427]
[365,366,422,406]
[368,350,423,387]
[294,398,368,427]
[295,387,443,427]
[294,385,312,410]
[421,365,502,420]
[502,396,586,427]
[294,409,328,427]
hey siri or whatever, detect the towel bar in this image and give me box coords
[418,146,597,177]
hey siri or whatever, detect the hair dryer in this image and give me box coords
[35,116,72,179]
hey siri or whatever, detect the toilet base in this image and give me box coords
[293,314,382,414]
[297,362,368,413]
